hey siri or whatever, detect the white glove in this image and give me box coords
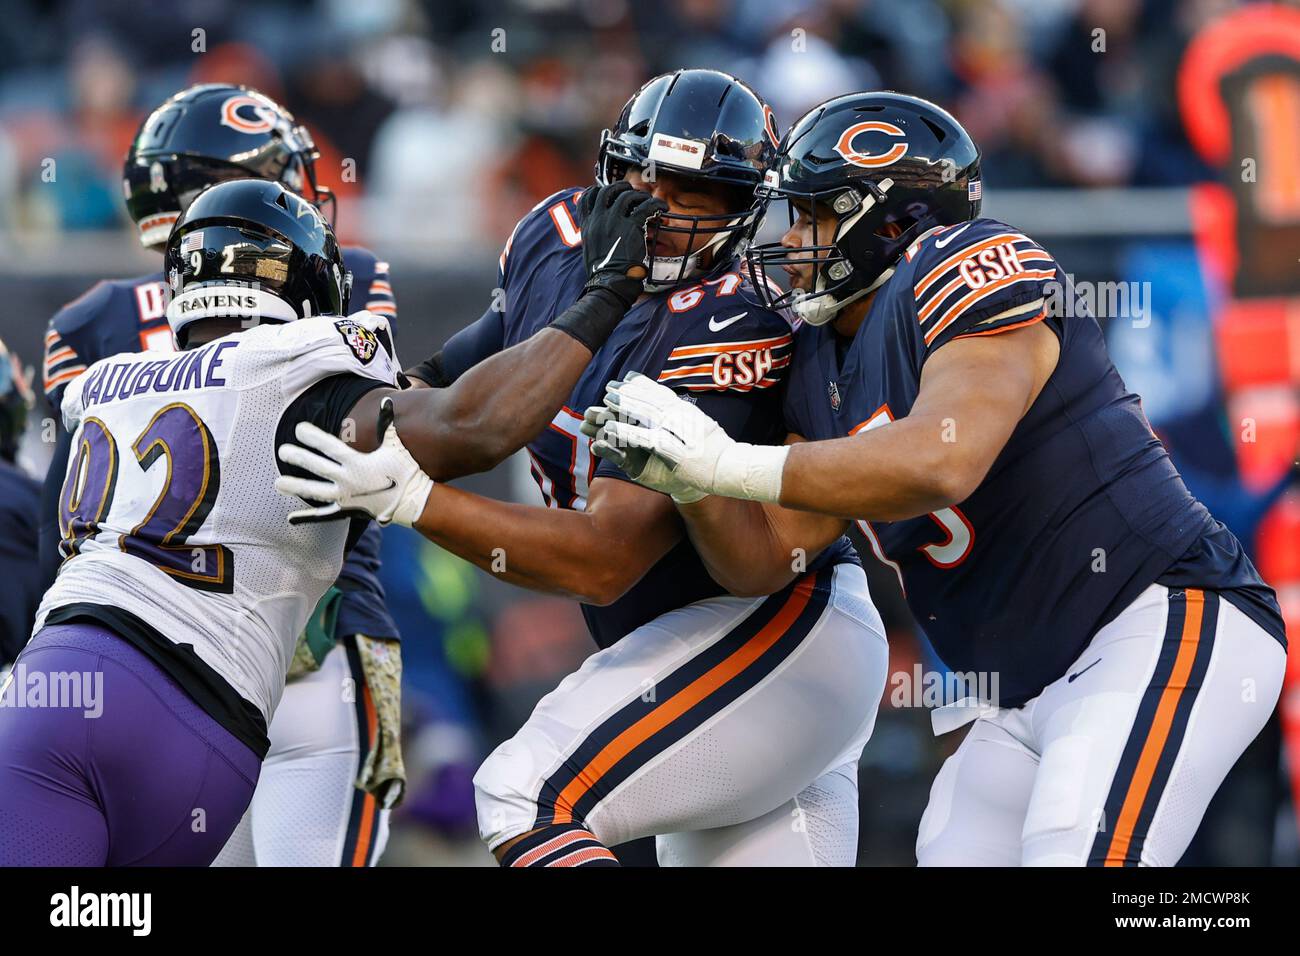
[583,372,789,503]
[581,398,708,504]
[275,397,434,527]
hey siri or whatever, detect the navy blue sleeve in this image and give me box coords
[43,283,112,411]
[37,423,71,590]
[0,467,43,664]
[342,247,397,330]
[439,306,506,383]
[910,222,1056,359]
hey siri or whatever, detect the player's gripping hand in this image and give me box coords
[581,372,721,504]
[584,372,790,504]
[582,397,706,504]
[275,397,434,527]
[578,181,667,307]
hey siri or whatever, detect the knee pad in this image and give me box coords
[473,738,545,850]
[915,752,961,865]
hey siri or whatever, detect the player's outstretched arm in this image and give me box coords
[778,322,1058,519]
[407,477,680,605]
[351,326,597,479]
[583,386,848,595]
[275,400,681,606]
[352,182,666,481]
[592,321,1058,522]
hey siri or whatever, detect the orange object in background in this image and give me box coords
[1214,299,1300,392]
[1223,388,1300,492]
[1257,494,1300,596]
[1182,4,1300,835]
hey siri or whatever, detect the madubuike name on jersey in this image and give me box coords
[40,247,400,643]
[783,217,1286,708]
[438,187,859,648]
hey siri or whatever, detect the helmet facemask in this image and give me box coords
[596,145,765,292]
[747,177,914,326]
[641,202,762,290]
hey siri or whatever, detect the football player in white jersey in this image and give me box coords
[0,171,666,865]
[40,82,407,868]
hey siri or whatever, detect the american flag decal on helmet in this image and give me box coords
[968,179,982,201]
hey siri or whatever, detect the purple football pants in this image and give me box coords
[0,621,261,865]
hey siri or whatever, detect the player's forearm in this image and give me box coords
[678,495,846,597]
[779,414,978,521]
[674,496,793,596]
[393,328,593,480]
[410,484,647,604]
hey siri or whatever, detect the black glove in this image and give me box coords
[578,181,666,308]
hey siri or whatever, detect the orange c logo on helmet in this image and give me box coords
[220,95,276,135]
[763,105,780,147]
[834,121,908,168]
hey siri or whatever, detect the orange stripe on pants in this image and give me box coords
[551,577,817,825]
[348,683,380,867]
[1104,589,1205,866]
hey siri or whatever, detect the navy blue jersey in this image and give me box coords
[784,218,1285,707]
[40,248,400,641]
[445,187,858,648]
[0,460,42,665]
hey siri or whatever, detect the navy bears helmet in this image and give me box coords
[123,84,333,249]
[596,69,780,291]
[747,91,982,325]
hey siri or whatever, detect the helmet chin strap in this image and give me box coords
[791,266,894,326]
[790,181,896,326]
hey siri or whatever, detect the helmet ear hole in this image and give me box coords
[877,216,915,240]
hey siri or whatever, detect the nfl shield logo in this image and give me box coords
[828,381,841,411]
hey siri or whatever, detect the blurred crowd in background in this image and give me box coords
[0,0,1237,248]
[0,0,1296,866]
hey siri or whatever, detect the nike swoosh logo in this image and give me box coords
[361,479,398,497]
[596,237,621,270]
[933,223,973,249]
[708,311,748,332]
[1067,658,1102,683]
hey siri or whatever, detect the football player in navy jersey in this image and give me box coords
[589,92,1288,867]
[0,338,40,668]
[277,70,890,867]
[37,84,407,867]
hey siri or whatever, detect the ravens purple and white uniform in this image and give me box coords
[783,216,1288,865]
[444,186,887,865]
[39,248,401,868]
